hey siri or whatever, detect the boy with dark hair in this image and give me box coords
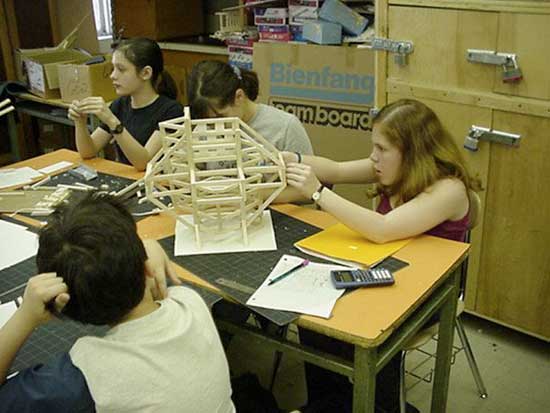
[0,192,235,413]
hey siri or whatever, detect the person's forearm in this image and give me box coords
[273,186,309,204]
[315,188,397,243]
[0,311,36,384]
[114,130,151,171]
[301,155,341,185]
[75,120,98,159]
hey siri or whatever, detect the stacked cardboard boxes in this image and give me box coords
[255,8,291,42]
[288,0,320,42]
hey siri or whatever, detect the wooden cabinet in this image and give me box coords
[376,0,550,340]
[162,49,228,106]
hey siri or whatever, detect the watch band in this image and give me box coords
[110,122,123,135]
[311,184,325,203]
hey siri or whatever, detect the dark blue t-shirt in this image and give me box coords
[0,353,94,413]
[99,95,183,164]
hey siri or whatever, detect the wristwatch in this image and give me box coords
[109,122,124,135]
[311,184,325,203]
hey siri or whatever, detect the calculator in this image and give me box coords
[331,268,395,289]
[68,165,98,181]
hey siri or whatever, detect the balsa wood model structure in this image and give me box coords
[144,107,286,249]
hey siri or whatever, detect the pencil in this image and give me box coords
[268,259,310,286]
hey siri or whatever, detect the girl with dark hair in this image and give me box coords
[188,60,314,155]
[281,98,482,413]
[68,38,183,171]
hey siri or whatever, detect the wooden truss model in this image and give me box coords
[144,107,286,249]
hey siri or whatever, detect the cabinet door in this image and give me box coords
[388,6,498,92]
[477,111,550,339]
[388,94,491,308]
[494,13,550,100]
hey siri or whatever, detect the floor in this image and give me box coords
[226,313,550,413]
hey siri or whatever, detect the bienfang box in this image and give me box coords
[253,43,375,206]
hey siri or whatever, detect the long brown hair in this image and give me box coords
[187,60,259,119]
[371,99,481,203]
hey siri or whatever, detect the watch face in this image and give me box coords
[112,123,123,134]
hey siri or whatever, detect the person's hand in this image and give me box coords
[281,151,300,165]
[143,239,181,300]
[74,97,117,127]
[18,273,70,326]
[285,162,322,199]
[68,100,88,123]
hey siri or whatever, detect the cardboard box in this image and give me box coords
[58,57,118,103]
[258,24,291,42]
[303,21,342,45]
[254,16,288,26]
[113,0,203,40]
[259,32,292,42]
[289,0,319,24]
[290,25,306,42]
[319,0,368,36]
[23,49,92,99]
[254,8,289,19]
[228,46,254,70]
[258,25,290,34]
[14,13,94,85]
[253,42,375,206]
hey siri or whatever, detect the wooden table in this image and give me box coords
[3,150,469,413]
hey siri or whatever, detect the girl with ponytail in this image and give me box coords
[68,38,183,171]
[188,60,313,155]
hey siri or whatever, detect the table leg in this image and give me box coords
[431,267,460,412]
[7,110,20,161]
[353,346,376,413]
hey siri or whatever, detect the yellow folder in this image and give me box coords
[295,223,412,267]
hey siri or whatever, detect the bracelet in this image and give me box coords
[294,152,302,163]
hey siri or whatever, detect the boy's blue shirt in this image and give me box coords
[0,352,94,412]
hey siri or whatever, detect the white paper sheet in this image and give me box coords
[0,221,38,271]
[246,254,350,318]
[175,210,277,256]
[0,301,18,328]
[0,167,43,189]
[38,161,73,175]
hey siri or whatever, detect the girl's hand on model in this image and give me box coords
[75,97,117,128]
[286,162,322,199]
[68,100,88,123]
[281,151,300,165]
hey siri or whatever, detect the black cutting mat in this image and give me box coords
[48,169,134,192]
[179,281,223,309]
[0,241,220,375]
[160,209,328,326]
[372,256,409,273]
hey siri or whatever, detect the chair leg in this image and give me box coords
[399,351,407,413]
[269,325,289,391]
[455,316,488,399]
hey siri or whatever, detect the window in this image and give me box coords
[92,0,113,38]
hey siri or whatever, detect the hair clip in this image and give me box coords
[232,65,242,80]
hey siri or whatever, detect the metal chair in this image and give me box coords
[399,190,488,413]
